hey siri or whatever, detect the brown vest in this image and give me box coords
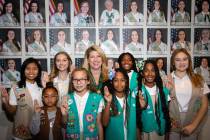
[34,107,63,140]
[169,81,207,134]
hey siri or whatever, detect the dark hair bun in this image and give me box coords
[46,82,54,88]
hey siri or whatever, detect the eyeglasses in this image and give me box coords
[72,78,87,83]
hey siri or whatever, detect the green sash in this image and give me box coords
[4,71,18,81]
[5,41,19,52]
[126,12,137,22]
[151,42,161,51]
[127,71,138,140]
[29,42,45,53]
[66,92,102,139]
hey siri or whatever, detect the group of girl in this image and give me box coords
[0,45,209,140]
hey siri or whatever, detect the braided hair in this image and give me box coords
[136,60,170,133]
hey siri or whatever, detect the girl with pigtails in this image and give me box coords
[136,60,171,140]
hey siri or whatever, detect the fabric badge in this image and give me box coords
[87,123,96,132]
[68,99,73,105]
[86,114,94,122]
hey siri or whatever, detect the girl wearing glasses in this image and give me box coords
[61,68,104,139]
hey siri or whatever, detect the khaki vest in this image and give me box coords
[169,82,207,134]
[12,85,33,139]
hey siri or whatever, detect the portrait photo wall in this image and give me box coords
[0,0,210,86]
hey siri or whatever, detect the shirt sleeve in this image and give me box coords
[29,112,41,135]
[203,82,210,95]
[9,87,17,106]
[97,99,105,113]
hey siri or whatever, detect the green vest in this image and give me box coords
[127,71,138,140]
[141,85,169,135]
[105,98,125,140]
[66,92,102,139]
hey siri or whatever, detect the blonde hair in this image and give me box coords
[50,51,72,81]
[83,45,108,82]
[170,48,204,88]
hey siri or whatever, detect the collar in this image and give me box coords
[74,90,89,99]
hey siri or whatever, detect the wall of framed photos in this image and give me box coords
[0,0,209,83]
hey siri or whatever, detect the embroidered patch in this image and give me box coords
[68,99,73,105]
[88,123,96,132]
[86,114,94,122]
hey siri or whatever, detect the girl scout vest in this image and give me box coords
[127,71,138,140]
[105,98,125,140]
[141,85,169,135]
[65,92,102,140]
[169,82,207,134]
[12,85,34,139]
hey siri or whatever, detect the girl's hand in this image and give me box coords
[0,85,9,104]
[164,74,174,90]
[41,71,49,88]
[138,90,146,109]
[34,99,41,113]
[61,96,68,116]
[182,123,196,135]
[104,86,112,104]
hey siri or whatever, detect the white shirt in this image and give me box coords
[73,91,104,138]
[116,96,127,140]
[53,75,70,106]
[9,81,43,106]
[172,72,210,112]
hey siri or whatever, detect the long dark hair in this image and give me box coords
[118,52,138,72]
[106,68,130,117]
[136,60,170,133]
[2,1,18,22]
[18,57,42,88]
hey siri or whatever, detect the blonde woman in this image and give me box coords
[83,45,109,93]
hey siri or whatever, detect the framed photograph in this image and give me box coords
[0,0,20,26]
[147,28,168,54]
[123,0,144,25]
[194,0,210,25]
[171,28,191,53]
[0,58,21,88]
[194,56,210,85]
[74,0,95,27]
[194,28,210,55]
[171,0,191,25]
[24,0,45,26]
[0,28,21,56]
[74,28,95,54]
[99,0,120,26]
[49,28,71,55]
[99,28,120,55]
[123,28,144,54]
[25,28,47,55]
[49,0,71,26]
[147,0,168,25]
